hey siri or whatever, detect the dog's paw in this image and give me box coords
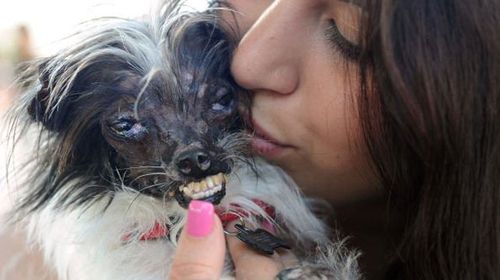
[276,265,338,280]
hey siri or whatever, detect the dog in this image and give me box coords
[1,1,361,279]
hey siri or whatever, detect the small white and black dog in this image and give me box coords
[2,1,360,279]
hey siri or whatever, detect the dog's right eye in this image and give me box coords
[109,118,147,140]
[111,120,133,133]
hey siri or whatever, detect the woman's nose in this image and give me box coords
[231,1,304,95]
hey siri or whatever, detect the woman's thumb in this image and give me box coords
[168,200,226,280]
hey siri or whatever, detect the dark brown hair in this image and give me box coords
[358,0,500,278]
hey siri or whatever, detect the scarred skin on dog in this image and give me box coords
[3,1,361,279]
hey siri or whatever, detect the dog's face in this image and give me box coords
[100,71,237,208]
[99,50,240,207]
[22,16,247,210]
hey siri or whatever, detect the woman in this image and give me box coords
[169,0,500,279]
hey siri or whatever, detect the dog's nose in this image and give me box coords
[175,149,211,178]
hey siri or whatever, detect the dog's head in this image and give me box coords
[16,4,248,211]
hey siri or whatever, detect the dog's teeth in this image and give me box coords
[194,192,203,199]
[200,180,208,190]
[206,177,215,188]
[180,173,227,200]
[211,175,218,186]
[213,174,222,185]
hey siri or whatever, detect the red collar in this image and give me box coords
[122,199,275,242]
[139,222,169,241]
[217,199,276,225]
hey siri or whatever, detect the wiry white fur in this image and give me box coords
[3,160,360,280]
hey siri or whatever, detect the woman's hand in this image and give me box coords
[168,200,292,280]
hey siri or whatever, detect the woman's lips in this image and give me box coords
[250,119,293,157]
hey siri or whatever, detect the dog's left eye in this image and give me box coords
[211,88,234,111]
[109,118,147,140]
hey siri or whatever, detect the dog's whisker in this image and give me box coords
[125,191,144,215]
[121,166,165,170]
[126,180,176,213]
[137,182,167,192]
[128,172,167,184]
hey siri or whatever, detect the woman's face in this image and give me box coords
[225,0,380,205]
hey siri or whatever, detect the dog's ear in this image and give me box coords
[26,57,125,131]
[177,21,234,80]
[178,21,226,59]
[25,56,90,132]
[26,59,71,131]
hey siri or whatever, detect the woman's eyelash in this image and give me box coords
[325,19,361,60]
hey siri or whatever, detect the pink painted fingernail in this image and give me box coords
[187,200,214,237]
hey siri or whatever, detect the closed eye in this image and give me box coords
[109,116,148,140]
[325,19,361,60]
[110,119,134,134]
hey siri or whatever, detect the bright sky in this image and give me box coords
[0,0,209,56]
